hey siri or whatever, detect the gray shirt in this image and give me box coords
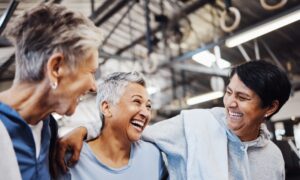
[142,107,285,180]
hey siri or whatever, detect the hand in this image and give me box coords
[56,127,87,173]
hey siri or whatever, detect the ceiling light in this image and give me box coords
[147,86,160,95]
[187,91,224,106]
[225,7,300,48]
[192,50,231,69]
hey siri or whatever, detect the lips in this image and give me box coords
[130,119,146,132]
[228,110,243,120]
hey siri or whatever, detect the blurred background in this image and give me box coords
[0,0,300,178]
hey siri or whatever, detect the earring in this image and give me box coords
[51,82,58,90]
[264,114,268,118]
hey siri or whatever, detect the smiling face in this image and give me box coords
[54,48,98,116]
[223,73,274,141]
[107,82,151,142]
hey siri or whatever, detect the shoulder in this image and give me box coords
[133,140,162,160]
[134,140,161,154]
[79,142,94,158]
[180,107,225,120]
[266,141,284,160]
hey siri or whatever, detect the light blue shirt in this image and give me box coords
[60,140,166,180]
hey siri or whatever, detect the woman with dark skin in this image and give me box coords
[143,60,290,180]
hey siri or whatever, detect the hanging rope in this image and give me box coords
[260,0,287,11]
[219,0,241,33]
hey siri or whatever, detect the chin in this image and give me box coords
[65,106,77,116]
[129,134,142,142]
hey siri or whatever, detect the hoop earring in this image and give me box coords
[51,82,58,90]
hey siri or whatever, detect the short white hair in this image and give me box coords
[96,72,146,130]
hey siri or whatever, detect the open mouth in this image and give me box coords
[228,111,243,120]
[130,120,145,132]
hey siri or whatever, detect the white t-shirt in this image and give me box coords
[29,121,43,158]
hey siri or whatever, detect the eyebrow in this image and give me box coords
[132,95,151,104]
[227,86,251,98]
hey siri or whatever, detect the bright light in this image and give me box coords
[226,8,300,48]
[147,86,160,95]
[187,91,224,105]
[192,50,231,69]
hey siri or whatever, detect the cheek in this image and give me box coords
[223,95,228,106]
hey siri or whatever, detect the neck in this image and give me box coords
[237,124,262,142]
[88,127,131,168]
[0,81,54,125]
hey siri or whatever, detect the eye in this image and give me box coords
[133,99,141,104]
[238,96,248,101]
[146,104,152,110]
[225,89,232,95]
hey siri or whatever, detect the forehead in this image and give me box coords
[228,74,255,95]
[77,48,98,69]
[122,83,149,99]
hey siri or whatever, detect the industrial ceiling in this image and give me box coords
[0,0,299,121]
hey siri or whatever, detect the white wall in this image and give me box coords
[272,91,300,121]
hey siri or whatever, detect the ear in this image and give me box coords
[101,101,112,118]
[265,100,279,117]
[46,53,64,85]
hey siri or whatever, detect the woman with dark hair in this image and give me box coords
[142,60,291,180]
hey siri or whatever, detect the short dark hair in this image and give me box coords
[230,60,291,116]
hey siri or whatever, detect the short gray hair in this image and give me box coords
[96,72,146,129]
[5,3,102,82]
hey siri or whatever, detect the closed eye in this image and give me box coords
[146,104,152,110]
[238,96,249,101]
[225,90,232,95]
[133,99,141,104]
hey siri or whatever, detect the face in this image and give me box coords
[55,48,98,116]
[108,83,151,142]
[223,73,271,141]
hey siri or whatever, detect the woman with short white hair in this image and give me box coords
[59,72,167,180]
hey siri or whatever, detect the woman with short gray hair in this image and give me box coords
[0,3,102,179]
[59,72,167,180]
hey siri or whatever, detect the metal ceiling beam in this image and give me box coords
[0,0,20,35]
[0,54,14,78]
[116,0,215,55]
[100,0,136,49]
[94,0,132,27]
[89,0,116,19]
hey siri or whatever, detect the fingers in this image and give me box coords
[67,146,80,167]
[56,127,86,173]
[56,139,68,173]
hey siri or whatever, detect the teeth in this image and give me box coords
[229,111,242,117]
[131,120,144,127]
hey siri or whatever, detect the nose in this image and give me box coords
[139,106,151,120]
[89,80,97,93]
[227,96,238,107]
